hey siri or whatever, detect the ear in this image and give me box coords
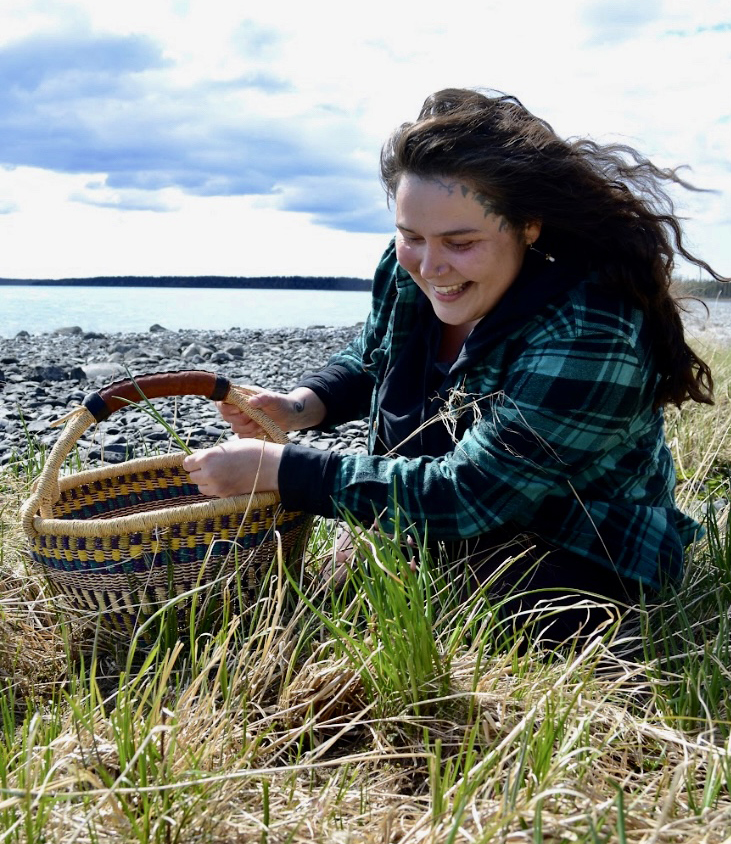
[524,220,542,245]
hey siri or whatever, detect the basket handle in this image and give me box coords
[82,369,287,444]
[21,370,288,528]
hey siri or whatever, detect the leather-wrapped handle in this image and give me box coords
[83,370,232,421]
[79,368,286,445]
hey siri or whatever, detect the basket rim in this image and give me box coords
[55,450,196,490]
[27,452,285,539]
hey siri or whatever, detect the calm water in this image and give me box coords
[0,285,372,338]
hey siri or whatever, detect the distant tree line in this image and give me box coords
[0,275,372,291]
[2,275,728,297]
[672,279,731,300]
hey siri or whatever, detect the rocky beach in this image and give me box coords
[0,297,729,468]
[0,323,369,467]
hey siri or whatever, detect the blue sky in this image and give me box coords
[0,0,729,280]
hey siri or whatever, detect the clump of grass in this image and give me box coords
[667,343,731,513]
[287,518,458,722]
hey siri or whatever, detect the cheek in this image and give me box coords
[395,240,419,274]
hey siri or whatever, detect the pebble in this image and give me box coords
[0,323,368,467]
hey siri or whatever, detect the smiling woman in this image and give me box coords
[183,87,730,648]
[394,174,542,357]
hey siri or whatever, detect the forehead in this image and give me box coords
[396,173,477,201]
[395,174,497,228]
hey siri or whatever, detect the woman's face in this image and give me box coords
[394,173,541,330]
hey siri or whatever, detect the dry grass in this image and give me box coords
[2,347,731,843]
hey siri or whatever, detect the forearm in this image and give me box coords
[285,386,327,430]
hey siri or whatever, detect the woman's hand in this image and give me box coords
[218,386,326,438]
[182,438,285,498]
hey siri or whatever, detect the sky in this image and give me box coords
[0,0,729,281]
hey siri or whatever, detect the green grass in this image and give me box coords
[1,348,731,842]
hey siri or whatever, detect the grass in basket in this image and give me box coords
[116,366,194,455]
[2,346,731,841]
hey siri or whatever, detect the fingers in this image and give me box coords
[217,390,290,436]
[182,440,283,498]
[217,402,263,438]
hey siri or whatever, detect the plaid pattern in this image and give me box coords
[282,242,700,590]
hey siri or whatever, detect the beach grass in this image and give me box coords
[1,348,731,842]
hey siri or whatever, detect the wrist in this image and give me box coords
[260,442,285,492]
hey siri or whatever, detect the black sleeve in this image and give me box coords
[294,366,374,428]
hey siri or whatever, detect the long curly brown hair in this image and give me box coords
[380,88,729,408]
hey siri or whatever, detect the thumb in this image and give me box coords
[247,390,281,409]
[182,448,206,471]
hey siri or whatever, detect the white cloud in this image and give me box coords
[0,0,728,280]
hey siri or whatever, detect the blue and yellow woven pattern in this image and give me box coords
[22,376,314,640]
[26,461,311,637]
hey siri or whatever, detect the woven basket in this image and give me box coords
[20,370,313,638]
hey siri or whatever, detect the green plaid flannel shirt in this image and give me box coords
[279,242,700,590]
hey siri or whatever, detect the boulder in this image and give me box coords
[53,326,84,336]
[31,364,71,382]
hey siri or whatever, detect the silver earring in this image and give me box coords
[528,243,555,263]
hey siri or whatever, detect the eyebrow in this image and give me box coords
[396,224,481,237]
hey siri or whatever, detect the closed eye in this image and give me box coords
[399,233,424,244]
[447,241,475,251]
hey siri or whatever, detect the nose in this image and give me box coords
[420,243,449,280]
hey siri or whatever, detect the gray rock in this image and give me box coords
[27,419,50,433]
[223,344,245,358]
[81,362,127,382]
[53,326,84,336]
[31,364,71,382]
[182,343,214,359]
[86,447,127,464]
[182,343,205,359]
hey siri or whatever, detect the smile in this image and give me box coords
[432,281,470,296]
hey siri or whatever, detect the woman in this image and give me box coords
[184,88,727,644]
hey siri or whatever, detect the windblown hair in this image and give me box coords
[380,88,728,408]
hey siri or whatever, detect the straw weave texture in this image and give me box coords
[25,457,311,637]
[21,374,313,638]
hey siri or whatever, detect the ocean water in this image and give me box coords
[0,285,373,338]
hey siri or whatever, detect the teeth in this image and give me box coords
[434,282,467,295]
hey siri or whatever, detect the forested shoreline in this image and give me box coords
[2,276,729,296]
[0,275,371,291]
[673,279,731,299]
